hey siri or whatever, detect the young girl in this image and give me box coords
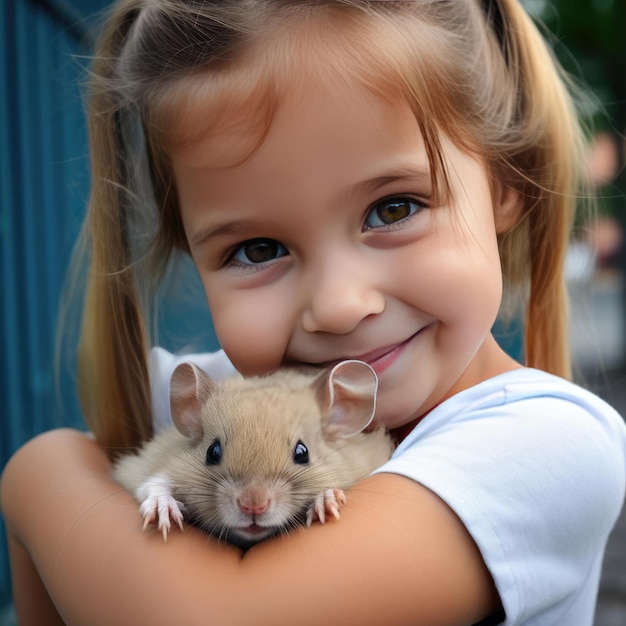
[2,0,625,624]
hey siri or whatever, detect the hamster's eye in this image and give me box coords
[206,439,222,465]
[293,440,309,465]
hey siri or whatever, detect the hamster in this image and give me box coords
[113,359,395,548]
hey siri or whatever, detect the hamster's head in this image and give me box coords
[168,360,382,548]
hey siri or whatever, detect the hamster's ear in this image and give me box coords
[170,362,216,439]
[317,360,378,439]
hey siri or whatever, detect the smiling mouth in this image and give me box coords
[291,329,424,373]
[354,338,411,364]
[314,329,423,373]
[355,328,423,363]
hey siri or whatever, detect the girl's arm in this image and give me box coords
[1,429,500,626]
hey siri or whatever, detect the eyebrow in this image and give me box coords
[347,165,432,198]
[189,164,432,250]
[189,220,260,251]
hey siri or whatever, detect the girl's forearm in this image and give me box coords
[1,428,498,626]
[5,531,65,626]
[1,429,244,625]
[1,429,119,625]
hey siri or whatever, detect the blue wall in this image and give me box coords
[0,0,112,613]
[1,2,222,613]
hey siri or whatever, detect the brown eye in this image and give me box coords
[231,238,288,265]
[377,201,411,223]
[364,198,423,229]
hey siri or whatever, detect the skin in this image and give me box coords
[176,78,520,430]
[1,72,521,625]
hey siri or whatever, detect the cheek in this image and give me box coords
[438,244,503,344]
[437,248,502,318]
[396,225,503,329]
[202,281,293,376]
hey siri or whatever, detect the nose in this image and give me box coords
[301,257,385,334]
[238,487,271,516]
[238,498,269,516]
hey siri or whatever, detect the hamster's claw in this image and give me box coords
[306,488,347,526]
[139,494,185,541]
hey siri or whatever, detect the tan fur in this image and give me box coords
[114,367,395,548]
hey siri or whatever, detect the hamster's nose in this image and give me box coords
[238,495,270,516]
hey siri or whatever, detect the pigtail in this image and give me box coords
[495,0,586,379]
[78,0,153,458]
[75,0,253,458]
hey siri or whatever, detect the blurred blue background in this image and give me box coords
[1,0,107,617]
[1,0,625,623]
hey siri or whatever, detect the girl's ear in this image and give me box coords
[494,184,522,234]
[170,362,216,439]
[316,360,378,440]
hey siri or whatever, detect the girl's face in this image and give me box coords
[172,78,519,429]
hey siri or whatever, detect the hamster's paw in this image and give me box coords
[139,494,185,541]
[136,475,185,541]
[306,488,347,526]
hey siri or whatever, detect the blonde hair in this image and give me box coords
[75,0,587,457]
